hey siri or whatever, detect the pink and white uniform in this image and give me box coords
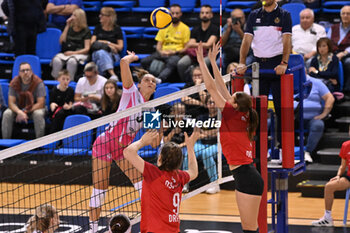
[92,84,145,162]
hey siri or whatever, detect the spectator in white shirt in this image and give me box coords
[292,8,326,66]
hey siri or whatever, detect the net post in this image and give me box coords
[281,74,294,168]
[252,62,260,96]
[254,96,268,233]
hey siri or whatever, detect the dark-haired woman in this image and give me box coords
[197,42,263,233]
[101,80,121,116]
[309,37,339,92]
[124,129,199,233]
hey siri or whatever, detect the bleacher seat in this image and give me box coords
[0,139,27,148]
[114,30,128,67]
[154,86,180,105]
[36,28,62,65]
[225,1,256,13]
[132,0,166,12]
[281,3,306,27]
[54,115,93,156]
[339,60,344,91]
[121,26,144,38]
[83,1,102,12]
[12,55,41,79]
[169,0,196,12]
[194,0,227,13]
[102,1,135,12]
[1,82,8,105]
[143,27,159,39]
[323,1,350,14]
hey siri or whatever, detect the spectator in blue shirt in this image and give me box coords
[46,0,83,30]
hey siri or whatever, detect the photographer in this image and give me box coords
[222,9,252,72]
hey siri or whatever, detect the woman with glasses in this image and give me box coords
[90,7,124,81]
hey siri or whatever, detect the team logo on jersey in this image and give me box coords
[256,18,261,23]
[274,17,280,24]
[143,110,161,129]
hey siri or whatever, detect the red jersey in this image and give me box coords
[339,140,350,176]
[220,102,253,165]
[141,162,190,233]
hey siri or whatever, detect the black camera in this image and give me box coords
[231,17,241,25]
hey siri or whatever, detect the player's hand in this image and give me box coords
[184,128,200,148]
[236,63,246,75]
[195,42,205,64]
[122,50,139,63]
[208,42,220,63]
[274,64,287,76]
[141,129,159,146]
[330,175,340,182]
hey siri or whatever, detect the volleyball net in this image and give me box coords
[0,74,236,232]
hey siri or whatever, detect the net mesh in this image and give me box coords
[0,75,233,232]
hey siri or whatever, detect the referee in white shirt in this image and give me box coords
[237,0,292,148]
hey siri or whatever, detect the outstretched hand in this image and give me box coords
[195,42,205,64]
[184,128,200,149]
[208,42,220,62]
[140,129,159,146]
[122,50,139,63]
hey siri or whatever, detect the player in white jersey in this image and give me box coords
[89,51,160,232]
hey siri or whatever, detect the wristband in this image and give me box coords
[281,61,288,65]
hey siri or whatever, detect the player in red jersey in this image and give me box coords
[312,136,350,227]
[196,42,263,233]
[124,129,199,233]
[89,51,162,233]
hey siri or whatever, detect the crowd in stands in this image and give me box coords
[0,2,347,167]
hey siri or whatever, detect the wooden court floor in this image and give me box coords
[1,183,349,227]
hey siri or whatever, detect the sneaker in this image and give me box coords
[206,184,220,194]
[182,184,189,193]
[110,75,119,82]
[304,151,313,163]
[155,77,162,84]
[312,217,334,227]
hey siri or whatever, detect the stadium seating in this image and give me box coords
[53,114,93,156]
[225,1,256,13]
[102,0,135,12]
[154,86,180,105]
[169,0,196,12]
[281,3,306,27]
[287,54,306,94]
[36,28,62,65]
[323,1,350,14]
[338,61,344,91]
[132,0,166,12]
[12,55,41,79]
[194,0,228,13]
[83,1,102,12]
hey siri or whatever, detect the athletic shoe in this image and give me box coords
[182,184,189,193]
[110,75,119,82]
[304,151,313,163]
[206,184,220,194]
[312,217,334,227]
[155,77,162,84]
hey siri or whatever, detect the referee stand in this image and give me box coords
[232,57,307,233]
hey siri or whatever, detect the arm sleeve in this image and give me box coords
[245,13,254,35]
[179,170,190,185]
[74,80,84,94]
[143,162,161,182]
[339,142,348,160]
[282,11,292,34]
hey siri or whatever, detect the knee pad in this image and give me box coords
[89,188,107,208]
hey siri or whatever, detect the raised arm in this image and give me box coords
[124,130,159,174]
[196,43,226,109]
[120,51,139,89]
[184,129,200,181]
[208,42,231,101]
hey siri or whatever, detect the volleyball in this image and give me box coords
[150,7,172,29]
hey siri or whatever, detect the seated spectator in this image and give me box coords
[181,66,208,119]
[46,0,83,30]
[107,214,131,233]
[73,62,107,119]
[292,8,326,67]
[141,4,190,83]
[221,9,253,72]
[1,0,46,56]
[327,6,350,94]
[91,7,123,81]
[51,8,91,81]
[177,5,219,82]
[183,95,220,194]
[312,134,350,227]
[49,69,74,134]
[26,204,60,233]
[2,63,46,139]
[294,74,335,163]
[101,80,121,116]
[309,37,339,92]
